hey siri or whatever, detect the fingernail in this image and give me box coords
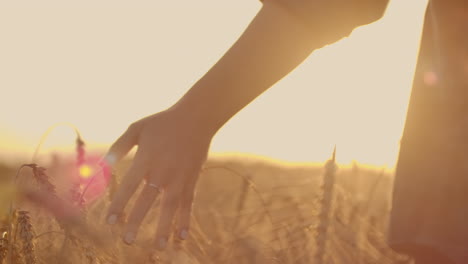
[158,237,167,250]
[179,229,188,240]
[105,153,117,166]
[107,214,118,225]
[124,232,135,245]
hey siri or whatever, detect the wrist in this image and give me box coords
[168,99,221,138]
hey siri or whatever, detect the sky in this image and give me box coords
[0,0,428,166]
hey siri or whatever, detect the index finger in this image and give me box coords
[104,122,141,166]
[106,151,149,224]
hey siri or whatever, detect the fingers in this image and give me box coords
[175,174,199,241]
[107,152,149,224]
[104,123,141,166]
[175,192,194,241]
[123,183,161,244]
[154,184,183,250]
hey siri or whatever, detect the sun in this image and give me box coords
[79,164,93,179]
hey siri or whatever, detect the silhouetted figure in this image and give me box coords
[105,1,466,263]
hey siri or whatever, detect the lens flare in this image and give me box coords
[79,164,93,179]
[423,71,438,86]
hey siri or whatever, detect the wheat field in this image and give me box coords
[0,136,412,264]
[0,153,412,263]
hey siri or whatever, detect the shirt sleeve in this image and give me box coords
[261,0,390,48]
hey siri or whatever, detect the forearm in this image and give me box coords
[173,2,317,135]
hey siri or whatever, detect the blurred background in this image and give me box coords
[0,0,428,166]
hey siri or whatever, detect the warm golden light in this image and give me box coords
[79,165,93,179]
[0,0,428,168]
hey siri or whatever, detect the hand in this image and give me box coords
[104,107,213,250]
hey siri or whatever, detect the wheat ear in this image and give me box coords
[29,165,56,195]
[10,243,23,264]
[70,135,87,207]
[76,135,85,167]
[314,146,337,263]
[0,230,7,263]
[15,211,36,264]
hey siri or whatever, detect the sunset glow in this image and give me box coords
[79,164,93,179]
[0,0,429,167]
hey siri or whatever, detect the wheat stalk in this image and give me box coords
[69,183,86,209]
[15,211,36,264]
[7,164,41,264]
[202,165,285,251]
[0,230,7,264]
[29,165,56,196]
[10,243,22,264]
[82,244,98,264]
[12,164,80,233]
[25,165,69,231]
[76,136,85,167]
[66,135,89,228]
[314,146,337,264]
[31,122,81,163]
[70,135,87,208]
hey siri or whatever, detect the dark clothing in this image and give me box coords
[412,246,456,264]
[389,2,468,263]
[263,0,389,50]
[261,0,468,263]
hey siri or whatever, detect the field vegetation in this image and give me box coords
[0,127,411,264]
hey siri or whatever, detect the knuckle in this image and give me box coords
[141,188,158,201]
[127,122,141,134]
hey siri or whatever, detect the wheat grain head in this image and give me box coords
[15,211,36,264]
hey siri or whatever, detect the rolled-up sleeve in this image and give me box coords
[261,0,390,48]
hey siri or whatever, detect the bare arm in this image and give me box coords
[172,1,318,135]
[106,0,387,250]
[173,0,388,135]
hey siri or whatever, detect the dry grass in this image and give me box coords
[9,243,22,264]
[0,125,413,263]
[15,211,36,264]
[314,147,337,263]
[0,229,7,263]
[0,154,413,264]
